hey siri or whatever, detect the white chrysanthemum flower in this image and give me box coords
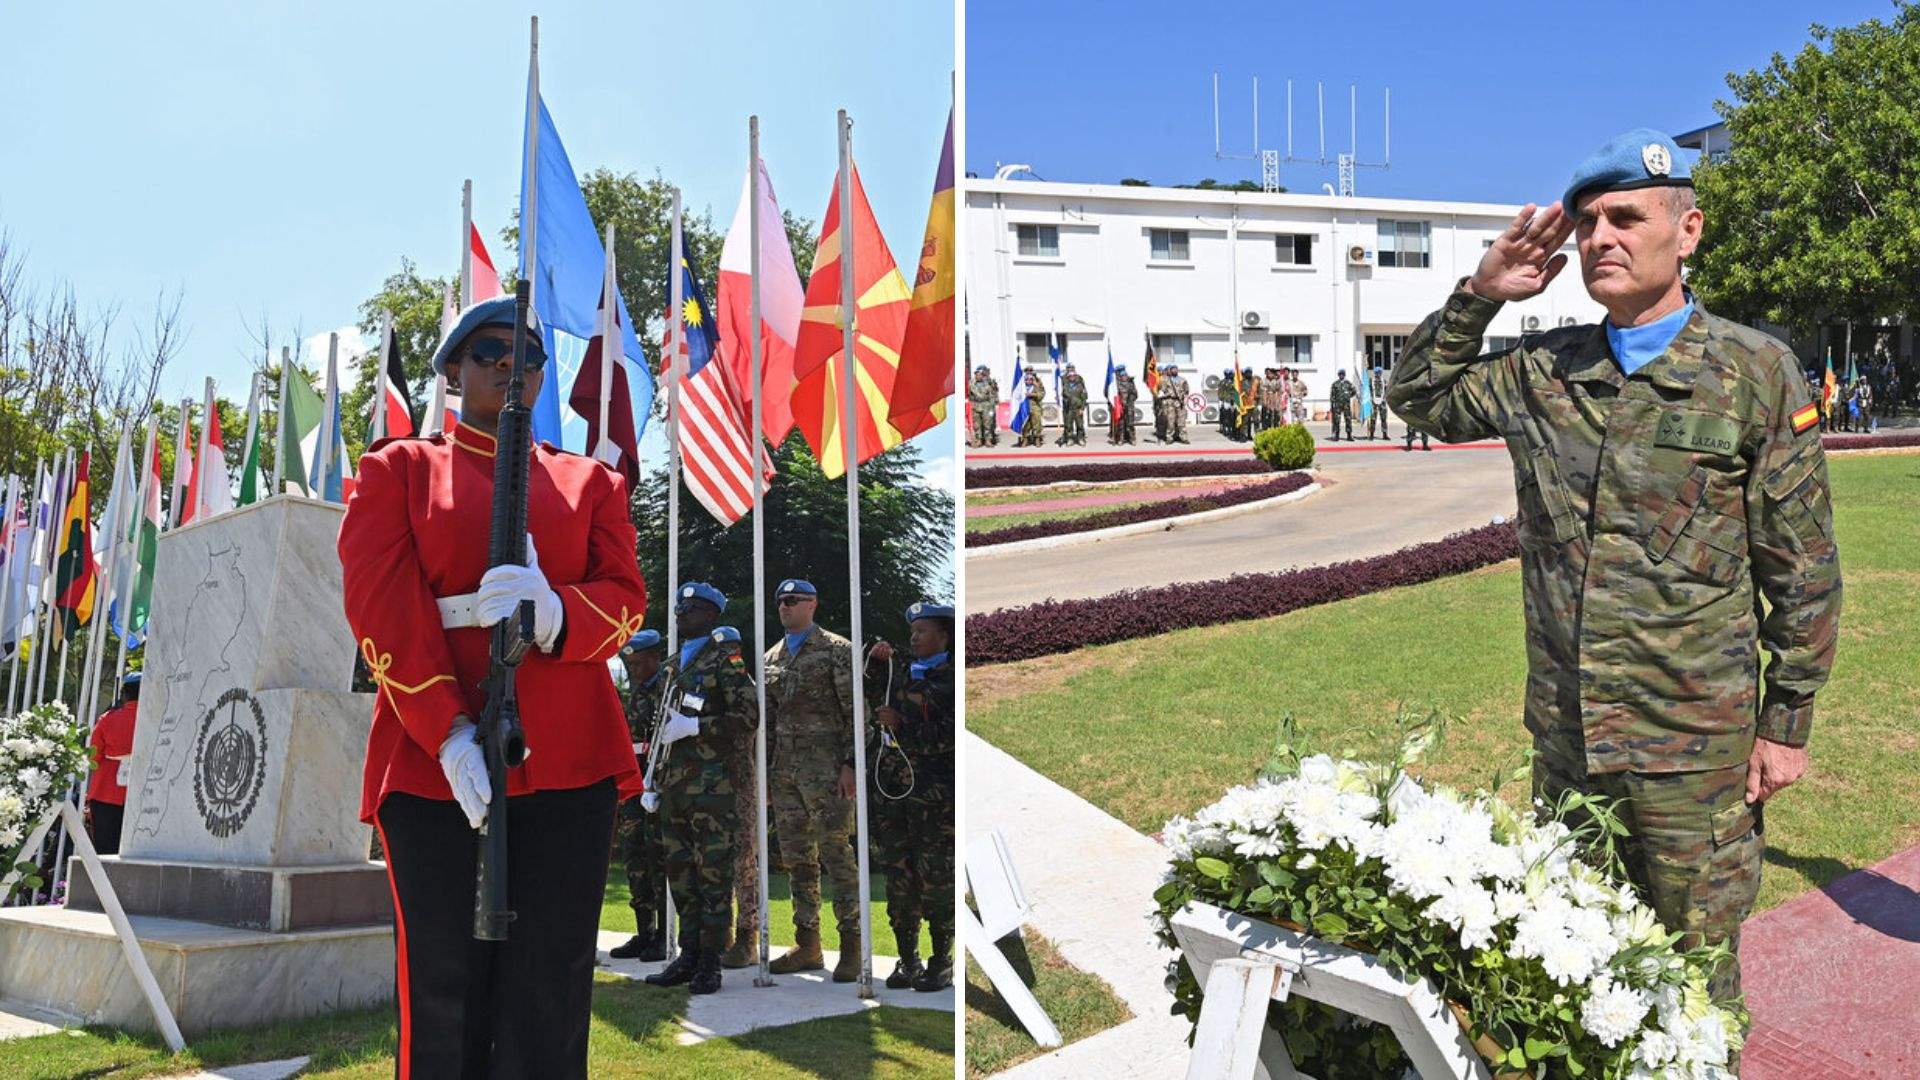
[1579,977,1651,1047]
[1634,1029,1678,1067]
[1492,885,1529,921]
[18,768,47,800]
[1296,853,1316,870]
[1297,754,1339,786]
[1428,881,1500,950]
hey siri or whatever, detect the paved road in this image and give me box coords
[963,443,1517,615]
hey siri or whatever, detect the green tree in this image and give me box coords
[346,258,454,450]
[1690,4,1920,332]
[629,434,953,653]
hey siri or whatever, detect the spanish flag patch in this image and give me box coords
[1790,402,1820,434]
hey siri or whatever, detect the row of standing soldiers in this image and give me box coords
[964,363,1202,447]
[1214,366,1312,442]
[616,580,955,997]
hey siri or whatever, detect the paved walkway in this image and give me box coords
[964,442,1515,615]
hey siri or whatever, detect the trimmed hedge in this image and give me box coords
[967,521,1520,665]
[1823,430,1920,451]
[1253,423,1317,470]
[969,471,1315,547]
[966,457,1273,489]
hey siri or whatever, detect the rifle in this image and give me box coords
[472,281,536,942]
[641,686,704,805]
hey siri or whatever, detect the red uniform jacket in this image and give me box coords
[87,701,138,806]
[340,423,647,822]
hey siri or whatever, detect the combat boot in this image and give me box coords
[768,926,824,974]
[689,948,724,995]
[886,920,923,989]
[831,919,863,983]
[609,928,665,961]
[720,922,758,969]
[914,922,953,992]
[644,944,698,987]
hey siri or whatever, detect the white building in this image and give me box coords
[965,177,1607,425]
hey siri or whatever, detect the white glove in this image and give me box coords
[640,791,661,814]
[476,532,563,652]
[439,720,490,829]
[658,709,699,746]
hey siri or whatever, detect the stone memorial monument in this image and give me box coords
[0,495,393,1035]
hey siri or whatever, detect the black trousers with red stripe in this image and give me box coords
[375,780,617,1080]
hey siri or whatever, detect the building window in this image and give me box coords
[1377,219,1431,268]
[1275,234,1314,266]
[1017,224,1059,258]
[1149,229,1190,262]
[1149,334,1192,367]
[1274,335,1314,367]
[1363,334,1410,368]
[1484,335,1521,353]
[1022,332,1064,372]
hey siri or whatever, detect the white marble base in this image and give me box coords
[0,998,72,1041]
[0,906,392,1037]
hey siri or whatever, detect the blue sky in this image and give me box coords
[0,1,954,484]
[966,0,1885,203]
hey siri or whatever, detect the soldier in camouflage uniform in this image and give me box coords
[1157,364,1190,443]
[609,630,669,962]
[1327,369,1356,441]
[1109,369,1139,445]
[1058,363,1088,446]
[1019,370,1046,447]
[1365,364,1392,440]
[853,601,957,991]
[968,365,999,447]
[642,582,759,996]
[1388,128,1841,1017]
[763,579,864,982]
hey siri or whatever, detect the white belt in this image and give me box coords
[437,592,483,630]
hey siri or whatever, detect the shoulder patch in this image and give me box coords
[1790,402,1820,435]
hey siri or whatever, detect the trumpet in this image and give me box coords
[641,687,705,810]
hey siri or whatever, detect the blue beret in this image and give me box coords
[123,671,143,687]
[710,626,742,644]
[1562,128,1692,213]
[429,296,547,376]
[676,582,727,612]
[775,579,816,598]
[906,601,954,622]
[622,629,662,654]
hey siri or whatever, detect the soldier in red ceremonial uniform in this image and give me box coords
[85,671,142,855]
[339,296,646,1080]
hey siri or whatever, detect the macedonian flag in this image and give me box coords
[53,450,97,641]
[887,107,956,442]
[791,158,911,480]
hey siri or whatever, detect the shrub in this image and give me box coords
[1822,431,1920,451]
[1254,423,1317,470]
[966,457,1272,490]
[969,471,1314,547]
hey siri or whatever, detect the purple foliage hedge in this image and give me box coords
[966,457,1273,489]
[1822,431,1920,451]
[968,521,1520,665]
[969,471,1315,547]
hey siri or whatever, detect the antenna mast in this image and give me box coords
[1213,73,1392,196]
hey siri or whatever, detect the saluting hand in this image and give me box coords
[1467,202,1576,303]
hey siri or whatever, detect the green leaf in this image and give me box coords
[1259,864,1296,888]
[1506,1046,1528,1068]
[1247,885,1275,906]
[1381,906,1412,932]
[1152,881,1181,905]
[1311,913,1350,937]
[1194,857,1233,881]
[1524,1036,1555,1060]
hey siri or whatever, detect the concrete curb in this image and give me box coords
[969,477,1322,560]
[969,472,1272,498]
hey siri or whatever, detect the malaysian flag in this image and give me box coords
[663,239,769,526]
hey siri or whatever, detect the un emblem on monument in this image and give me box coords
[192,687,268,838]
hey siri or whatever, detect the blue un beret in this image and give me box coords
[676,582,727,612]
[775,579,817,598]
[906,601,954,623]
[123,671,143,687]
[1562,128,1692,213]
[622,629,663,654]
[710,627,741,644]
[429,296,547,376]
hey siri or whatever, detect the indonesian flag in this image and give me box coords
[717,158,805,445]
[200,405,234,516]
[791,160,911,480]
[890,107,956,442]
[172,407,196,527]
[469,223,503,303]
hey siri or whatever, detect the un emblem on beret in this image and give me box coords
[1642,143,1671,177]
[192,687,268,839]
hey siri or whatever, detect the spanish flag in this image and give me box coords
[791,157,911,480]
[888,107,955,443]
[53,451,97,641]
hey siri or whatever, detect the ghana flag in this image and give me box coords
[53,450,97,640]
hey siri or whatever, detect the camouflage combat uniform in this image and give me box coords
[657,629,759,953]
[1366,367,1392,440]
[1327,374,1357,441]
[1388,282,1843,1001]
[1110,375,1139,445]
[764,627,862,939]
[968,373,999,447]
[865,654,956,958]
[1060,372,1088,445]
[618,670,667,939]
[1158,372,1190,442]
[1020,376,1045,446]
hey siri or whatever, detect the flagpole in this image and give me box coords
[238,371,263,504]
[664,185,685,963]
[168,398,191,529]
[30,450,69,709]
[197,379,216,520]
[319,333,339,500]
[111,419,158,694]
[596,223,615,464]
[837,109,874,1000]
[748,115,774,988]
[275,347,290,496]
[7,462,42,713]
[372,311,393,444]
[76,432,129,745]
[429,286,453,438]
[520,18,541,313]
[461,179,475,309]
[0,473,19,710]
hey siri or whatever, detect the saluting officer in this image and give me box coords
[609,629,669,961]
[340,295,647,1078]
[855,601,956,992]
[642,583,758,995]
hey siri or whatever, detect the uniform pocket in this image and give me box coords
[1518,447,1581,544]
[1763,447,1834,553]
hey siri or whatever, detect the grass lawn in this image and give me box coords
[0,976,954,1080]
[964,499,1158,535]
[602,864,932,956]
[968,453,1920,915]
[963,928,1132,1078]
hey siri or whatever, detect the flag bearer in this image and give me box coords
[609,629,669,961]
[340,296,647,1078]
[84,672,142,855]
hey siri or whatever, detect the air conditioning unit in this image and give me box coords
[1558,316,1579,327]
[1041,403,1061,424]
[1346,245,1373,266]
[1241,309,1271,331]
[1202,404,1222,424]
[1090,403,1113,426]
[1203,374,1223,392]
[1522,315,1542,331]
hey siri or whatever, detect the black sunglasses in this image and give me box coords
[460,337,547,367]
[777,596,812,607]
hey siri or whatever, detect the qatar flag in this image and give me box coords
[716,157,804,445]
